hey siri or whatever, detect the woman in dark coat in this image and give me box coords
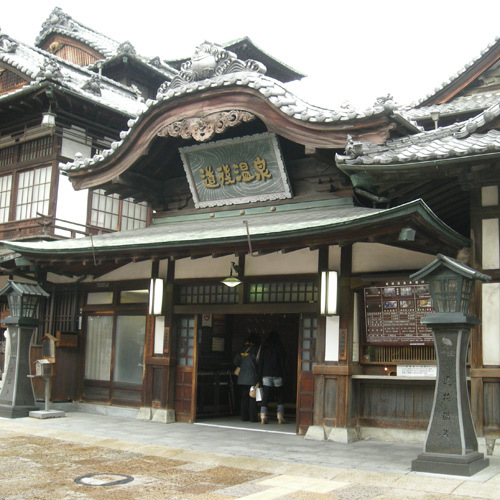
[257,330,287,424]
[233,334,260,422]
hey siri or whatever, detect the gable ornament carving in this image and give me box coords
[0,35,18,53]
[35,58,64,82]
[41,7,76,32]
[82,74,102,96]
[157,110,256,142]
[158,41,266,94]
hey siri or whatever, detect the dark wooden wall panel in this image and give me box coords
[483,380,500,433]
[357,380,434,429]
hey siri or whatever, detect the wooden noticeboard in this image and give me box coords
[364,281,433,346]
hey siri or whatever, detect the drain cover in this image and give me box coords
[75,473,134,486]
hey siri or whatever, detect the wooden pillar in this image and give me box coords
[336,244,353,428]
[164,259,176,409]
[143,259,176,411]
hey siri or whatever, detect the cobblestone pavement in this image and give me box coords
[1,413,500,499]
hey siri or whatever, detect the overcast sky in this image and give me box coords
[2,1,500,108]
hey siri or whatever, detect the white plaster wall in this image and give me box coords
[245,248,318,276]
[482,186,499,207]
[55,126,93,238]
[352,243,435,274]
[482,218,500,270]
[54,173,88,238]
[95,260,152,281]
[481,282,500,366]
[325,315,340,361]
[175,255,235,279]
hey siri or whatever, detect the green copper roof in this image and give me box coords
[2,199,468,257]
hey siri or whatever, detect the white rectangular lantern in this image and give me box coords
[320,270,338,315]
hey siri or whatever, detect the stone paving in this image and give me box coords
[0,412,499,499]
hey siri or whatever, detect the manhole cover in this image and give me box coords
[75,473,134,486]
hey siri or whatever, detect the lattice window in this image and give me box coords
[248,280,318,303]
[91,189,119,230]
[90,189,149,231]
[0,145,16,167]
[0,174,12,223]
[55,45,98,66]
[15,166,52,220]
[19,136,54,162]
[176,283,238,305]
[0,69,27,95]
[121,198,149,231]
[300,316,317,372]
[177,316,195,367]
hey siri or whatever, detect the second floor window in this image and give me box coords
[16,166,52,220]
[0,174,12,223]
[90,189,149,231]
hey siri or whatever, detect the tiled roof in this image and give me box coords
[403,90,500,121]
[60,71,398,174]
[166,36,305,83]
[1,198,468,256]
[36,8,177,81]
[414,36,500,106]
[0,32,147,117]
[36,7,120,57]
[336,102,500,167]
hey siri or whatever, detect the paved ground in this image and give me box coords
[1,412,500,499]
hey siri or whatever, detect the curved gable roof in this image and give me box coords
[416,36,500,107]
[60,42,399,190]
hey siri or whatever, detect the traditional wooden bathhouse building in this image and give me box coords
[1,8,499,443]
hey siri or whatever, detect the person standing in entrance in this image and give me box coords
[257,330,287,424]
[233,334,260,422]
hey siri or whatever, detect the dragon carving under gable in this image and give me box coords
[158,41,266,94]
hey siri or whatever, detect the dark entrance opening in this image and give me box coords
[195,313,299,425]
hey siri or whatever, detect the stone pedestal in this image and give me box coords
[411,323,489,476]
[0,326,38,418]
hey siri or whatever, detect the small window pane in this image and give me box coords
[87,292,113,305]
[120,289,149,304]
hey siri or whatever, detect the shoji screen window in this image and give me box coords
[90,189,149,231]
[15,166,52,220]
[0,174,12,223]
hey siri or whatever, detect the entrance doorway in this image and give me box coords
[173,312,316,434]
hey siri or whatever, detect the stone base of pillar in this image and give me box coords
[29,410,65,419]
[137,407,175,423]
[0,403,38,418]
[305,425,359,443]
[411,451,489,476]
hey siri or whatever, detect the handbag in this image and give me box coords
[249,383,262,401]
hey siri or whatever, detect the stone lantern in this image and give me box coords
[410,254,490,476]
[0,281,49,418]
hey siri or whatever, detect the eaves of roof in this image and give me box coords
[336,103,500,169]
[404,90,500,122]
[415,36,500,107]
[59,72,396,176]
[0,80,138,119]
[2,199,468,258]
[90,53,178,80]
